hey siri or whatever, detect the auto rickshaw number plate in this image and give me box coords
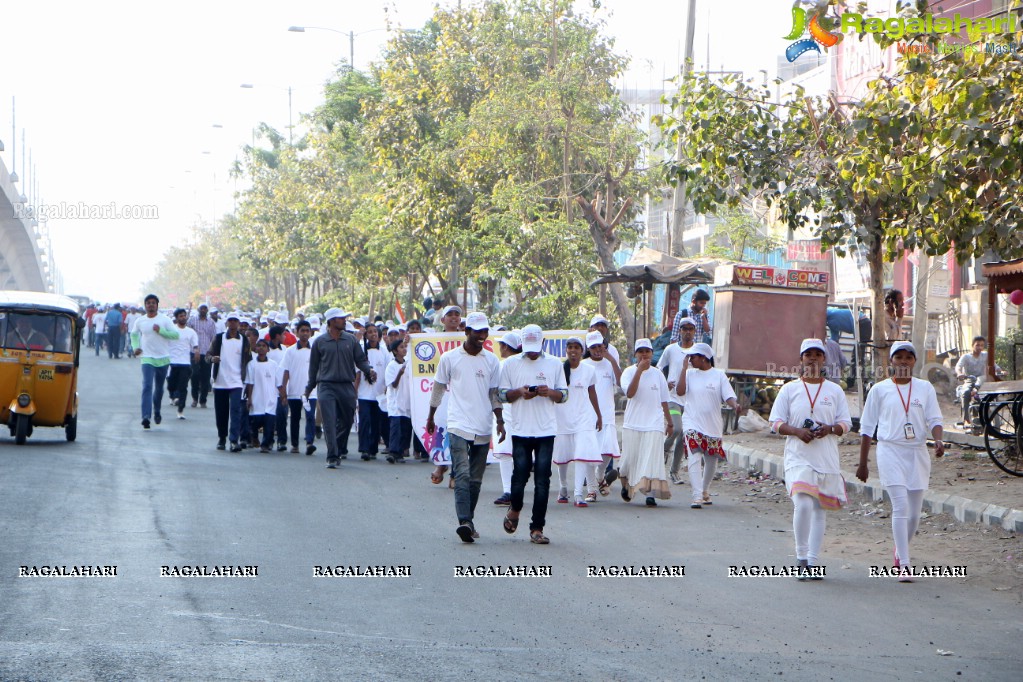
[38,368,54,381]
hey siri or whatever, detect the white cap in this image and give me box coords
[493,324,507,331]
[686,342,714,360]
[465,312,490,330]
[585,331,605,348]
[890,340,916,358]
[441,305,462,319]
[634,338,653,351]
[226,311,241,321]
[677,316,697,328]
[345,321,357,332]
[589,314,610,328]
[275,312,289,324]
[324,308,348,322]
[499,331,522,350]
[521,324,544,353]
[566,335,586,348]
[397,323,408,332]
[800,338,826,355]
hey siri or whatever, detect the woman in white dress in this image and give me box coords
[676,343,742,508]
[618,338,673,506]
[858,341,944,581]
[769,339,852,580]
[584,331,622,496]
[554,337,604,507]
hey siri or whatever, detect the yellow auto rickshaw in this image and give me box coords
[0,291,82,444]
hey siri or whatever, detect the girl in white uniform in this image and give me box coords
[676,343,741,508]
[769,339,852,580]
[491,332,521,506]
[858,341,944,581]
[583,331,622,495]
[618,338,673,506]
[554,337,604,507]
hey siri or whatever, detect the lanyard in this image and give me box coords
[894,380,912,418]
[801,379,824,417]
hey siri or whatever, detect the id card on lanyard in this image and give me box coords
[895,380,914,439]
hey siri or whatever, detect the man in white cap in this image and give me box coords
[657,316,698,483]
[274,311,296,346]
[208,311,252,451]
[857,341,944,581]
[439,305,462,333]
[498,324,568,544]
[306,308,375,469]
[675,342,741,508]
[427,311,504,543]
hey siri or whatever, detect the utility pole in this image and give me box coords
[669,0,697,257]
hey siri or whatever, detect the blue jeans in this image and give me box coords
[450,434,491,525]
[214,387,244,444]
[140,363,169,421]
[511,435,556,532]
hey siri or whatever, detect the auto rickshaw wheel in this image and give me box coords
[65,414,77,442]
[14,414,30,445]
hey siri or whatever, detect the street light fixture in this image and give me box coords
[288,25,408,72]
[240,83,293,145]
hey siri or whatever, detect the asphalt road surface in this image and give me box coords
[1,352,1020,681]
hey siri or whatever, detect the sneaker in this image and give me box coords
[230,442,241,453]
[361,453,371,461]
[154,414,162,425]
[557,495,569,504]
[493,493,512,506]
[690,501,702,509]
[574,496,588,508]
[340,453,347,460]
[291,446,299,454]
[386,455,396,464]
[216,439,226,451]
[326,459,338,469]
[892,548,900,568]
[306,444,316,456]
[277,444,287,452]
[142,419,150,429]
[177,412,186,420]
[646,497,657,507]
[808,564,824,581]
[191,401,198,408]
[669,471,683,485]
[456,523,475,543]
[240,441,249,450]
[796,559,810,581]
[584,492,598,504]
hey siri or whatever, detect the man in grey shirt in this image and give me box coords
[955,336,1000,425]
[305,308,376,469]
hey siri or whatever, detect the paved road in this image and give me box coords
[1,352,1020,680]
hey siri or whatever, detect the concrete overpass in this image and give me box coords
[0,155,53,292]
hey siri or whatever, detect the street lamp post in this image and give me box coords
[288,25,410,72]
[240,83,293,145]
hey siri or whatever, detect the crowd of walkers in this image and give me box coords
[119,292,944,579]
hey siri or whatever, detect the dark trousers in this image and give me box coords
[511,435,556,532]
[213,387,244,444]
[318,382,356,461]
[190,356,212,405]
[168,364,192,411]
[249,413,275,448]
[106,327,121,358]
[358,399,383,454]
[413,432,428,459]
[287,398,317,446]
[275,401,288,445]
[378,407,390,447]
[389,415,412,455]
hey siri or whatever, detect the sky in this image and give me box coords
[0,0,802,303]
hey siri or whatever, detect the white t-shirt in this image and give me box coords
[246,358,281,415]
[434,346,502,437]
[556,362,598,434]
[280,342,315,400]
[656,343,693,406]
[583,357,618,429]
[619,365,670,432]
[93,314,107,334]
[680,367,736,438]
[214,336,245,389]
[385,359,411,418]
[125,313,141,335]
[357,347,389,401]
[132,313,177,360]
[607,343,621,365]
[859,378,943,489]
[168,325,199,365]
[500,353,569,437]
[768,379,852,475]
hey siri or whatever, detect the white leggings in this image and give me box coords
[499,457,514,494]
[792,493,826,563]
[557,462,599,498]
[888,485,925,566]
[688,451,718,500]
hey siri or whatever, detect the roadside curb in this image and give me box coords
[723,442,1023,534]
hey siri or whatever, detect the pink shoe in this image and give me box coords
[892,548,900,568]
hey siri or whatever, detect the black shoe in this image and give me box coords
[646,497,657,507]
[340,453,347,460]
[456,523,475,543]
[217,439,226,451]
[493,493,512,506]
[277,444,287,452]
[191,401,198,408]
[620,485,631,502]
[370,453,378,460]
[306,444,316,456]
[326,459,339,469]
[230,442,241,453]
[154,414,162,425]
[386,455,396,464]
[315,426,323,439]
[142,419,150,429]
[361,453,371,461]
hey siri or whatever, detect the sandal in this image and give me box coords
[702,492,713,506]
[430,470,444,485]
[503,513,519,534]
[529,530,550,545]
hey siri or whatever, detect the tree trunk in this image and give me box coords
[867,230,887,377]
[911,254,931,376]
